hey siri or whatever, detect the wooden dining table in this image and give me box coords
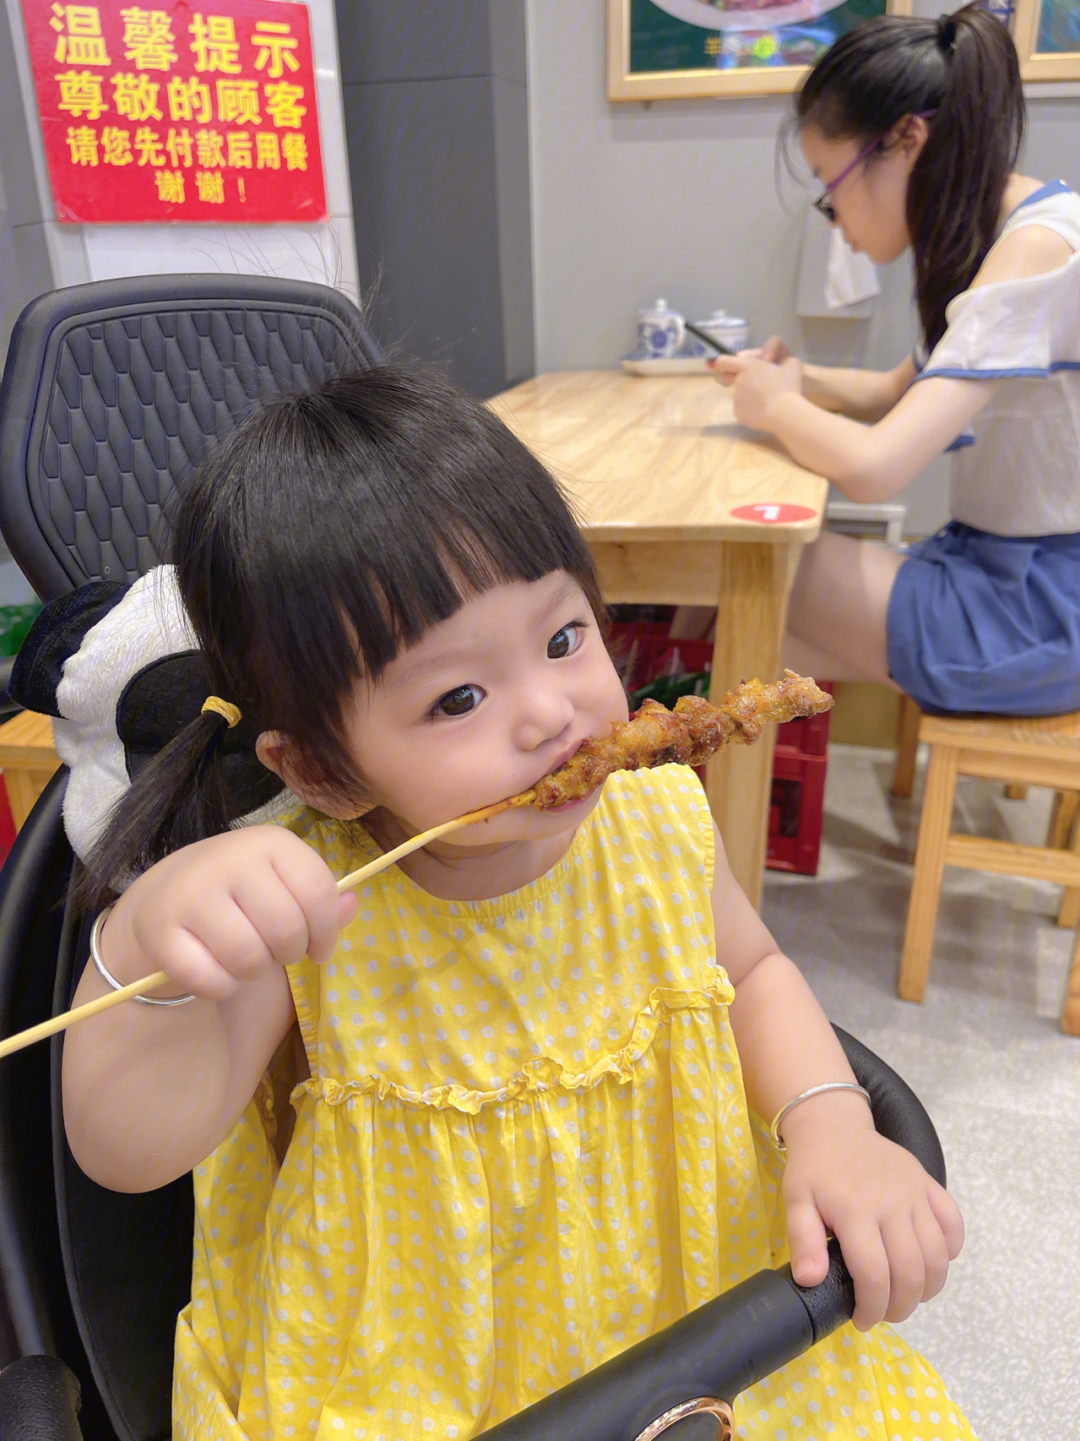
[0,372,827,909]
[489,371,829,909]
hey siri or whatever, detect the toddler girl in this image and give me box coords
[62,367,974,1441]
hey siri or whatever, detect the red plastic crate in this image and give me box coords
[767,747,827,875]
[651,640,712,678]
[0,776,17,872]
[607,620,674,693]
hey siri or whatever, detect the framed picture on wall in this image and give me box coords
[608,0,913,101]
[1012,0,1080,80]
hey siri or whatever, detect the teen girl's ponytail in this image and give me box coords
[910,5,1024,349]
[797,3,1024,351]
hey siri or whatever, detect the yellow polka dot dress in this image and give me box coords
[173,768,977,1441]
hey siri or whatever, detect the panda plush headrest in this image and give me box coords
[11,566,291,866]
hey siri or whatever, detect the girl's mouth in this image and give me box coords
[543,786,600,815]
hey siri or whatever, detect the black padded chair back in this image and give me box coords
[0,273,380,600]
[0,771,117,1441]
[0,275,381,1438]
[50,889,191,1441]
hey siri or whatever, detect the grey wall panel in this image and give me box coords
[0,0,54,366]
[490,0,528,86]
[0,7,45,232]
[338,0,534,398]
[336,1,494,84]
[1022,99,1080,192]
[493,75,534,388]
[345,76,509,395]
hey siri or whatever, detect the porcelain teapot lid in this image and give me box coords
[636,297,682,320]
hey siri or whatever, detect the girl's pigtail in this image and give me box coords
[78,709,238,909]
[907,4,1024,350]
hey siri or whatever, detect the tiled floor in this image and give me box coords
[762,744,1080,1441]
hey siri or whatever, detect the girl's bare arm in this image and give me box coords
[62,827,355,1192]
[720,225,1073,499]
[706,821,864,1137]
[716,339,915,422]
[709,822,963,1331]
[799,354,916,421]
[742,367,999,502]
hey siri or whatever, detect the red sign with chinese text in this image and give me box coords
[21,0,326,222]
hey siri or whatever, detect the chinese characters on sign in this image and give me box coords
[21,0,326,222]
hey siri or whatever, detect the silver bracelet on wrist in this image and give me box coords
[769,1081,872,1151]
[90,904,196,1007]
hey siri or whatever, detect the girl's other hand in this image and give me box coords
[102,827,359,1003]
[780,1097,964,1331]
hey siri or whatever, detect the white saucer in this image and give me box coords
[621,356,712,376]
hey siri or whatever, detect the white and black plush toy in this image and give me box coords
[11,566,290,869]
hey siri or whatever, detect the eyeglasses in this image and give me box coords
[812,111,937,224]
[812,133,885,223]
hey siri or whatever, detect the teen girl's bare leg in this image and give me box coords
[781,530,905,685]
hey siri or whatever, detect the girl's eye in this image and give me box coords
[548,623,585,660]
[433,684,483,718]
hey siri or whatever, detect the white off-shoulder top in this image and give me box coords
[913,180,1080,537]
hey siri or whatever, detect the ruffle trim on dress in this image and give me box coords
[291,979,734,1116]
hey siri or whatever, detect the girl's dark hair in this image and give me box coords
[796,3,1024,351]
[84,364,604,901]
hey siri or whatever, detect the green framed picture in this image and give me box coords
[608,0,913,100]
[1014,0,1080,80]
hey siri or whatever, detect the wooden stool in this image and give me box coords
[891,693,922,798]
[892,694,1031,800]
[0,710,61,830]
[899,710,1080,1035]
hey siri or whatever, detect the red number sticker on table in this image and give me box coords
[730,504,818,524]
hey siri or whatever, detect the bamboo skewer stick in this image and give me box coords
[0,971,173,1058]
[0,793,537,1061]
[334,792,534,893]
[0,674,832,1060]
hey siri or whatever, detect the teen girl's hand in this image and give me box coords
[724,354,803,432]
[710,334,793,384]
[100,826,358,1002]
[779,1094,965,1332]
[751,335,793,365]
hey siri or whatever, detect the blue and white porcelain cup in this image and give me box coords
[694,310,750,354]
[636,298,685,359]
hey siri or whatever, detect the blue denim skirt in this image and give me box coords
[887,520,1080,715]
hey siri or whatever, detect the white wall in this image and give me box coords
[0,0,359,601]
[525,0,1080,535]
[1,0,358,301]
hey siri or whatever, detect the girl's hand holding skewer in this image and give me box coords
[712,818,963,1338]
[98,827,358,1001]
[64,828,358,1192]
